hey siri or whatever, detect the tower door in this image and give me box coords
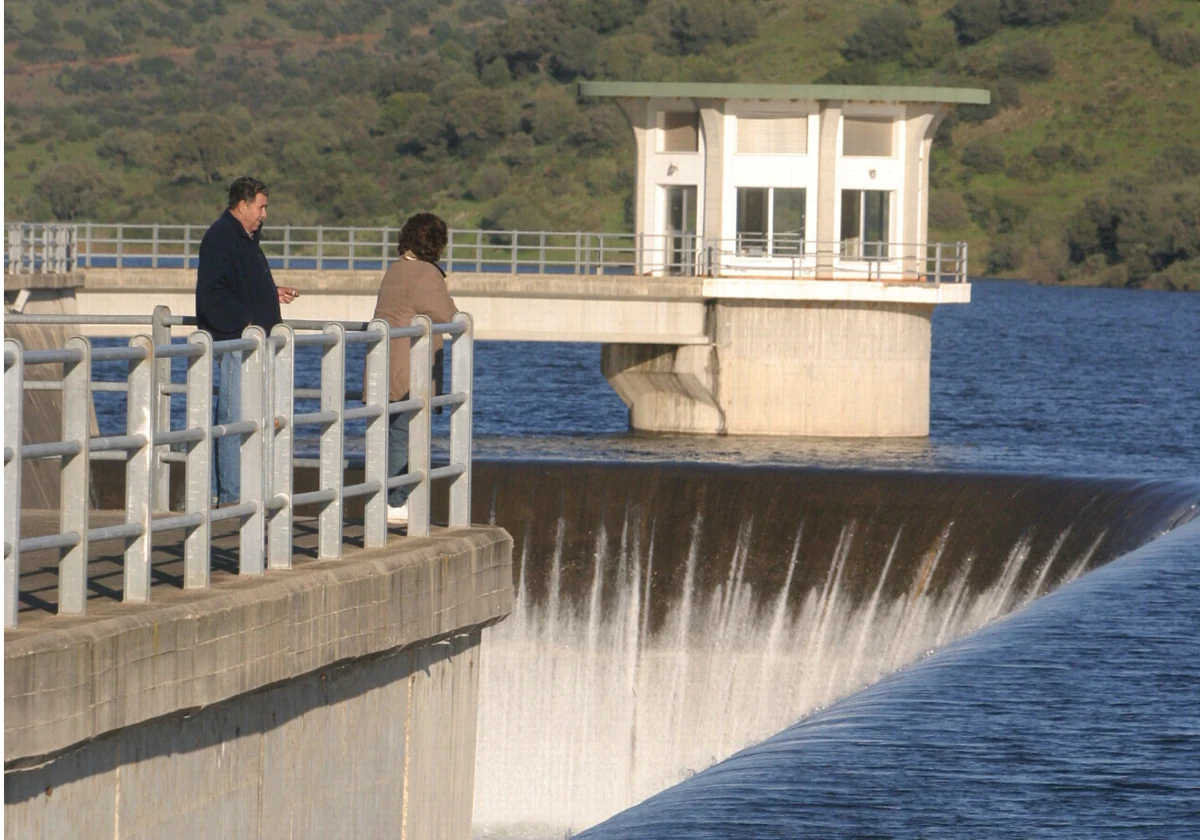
[665,185,697,276]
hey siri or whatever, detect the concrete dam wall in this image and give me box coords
[466,461,1200,833]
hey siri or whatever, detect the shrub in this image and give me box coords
[961,136,1006,173]
[35,163,123,220]
[997,39,1056,80]
[842,5,916,63]
[928,190,971,230]
[948,0,1002,45]
[815,62,880,85]
[903,18,958,69]
[1154,29,1200,68]
[466,163,510,201]
[986,234,1027,273]
[1066,174,1200,285]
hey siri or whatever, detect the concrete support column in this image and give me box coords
[615,98,652,273]
[902,105,948,280]
[696,99,726,254]
[603,300,934,437]
[815,101,844,279]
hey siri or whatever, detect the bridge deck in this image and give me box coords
[10,509,451,641]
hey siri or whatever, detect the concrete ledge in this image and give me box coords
[4,526,512,767]
[4,272,85,292]
[702,278,971,304]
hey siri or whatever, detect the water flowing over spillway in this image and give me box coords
[465,462,1200,834]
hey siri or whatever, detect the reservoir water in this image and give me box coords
[89,279,1200,835]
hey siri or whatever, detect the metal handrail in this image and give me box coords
[5,222,970,283]
[2,306,475,629]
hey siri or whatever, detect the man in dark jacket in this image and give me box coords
[196,176,298,504]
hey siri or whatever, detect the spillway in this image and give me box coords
[466,462,1200,833]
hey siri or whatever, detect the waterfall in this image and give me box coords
[465,462,1200,834]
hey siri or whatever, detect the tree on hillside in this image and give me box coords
[665,0,759,56]
[1066,165,1200,287]
[168,114,238,184]
[34,164,122,221]
[842,5,917,63]
[997,39,1056,79]
[948,0,1002,45]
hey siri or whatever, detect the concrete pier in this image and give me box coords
[604,297,937,436]
[4,513,513,839]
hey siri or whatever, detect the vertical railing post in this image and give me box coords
[283,224,291,270]
[55,226,67,273]
[84,222,93,269]
[510,231,518,274]
[267,324,295,569]
[316,226,324,272]
[476,230,482,273]
[239,327,267,575]
[4,340,24,628]
[184,331,213,588]
[151,305,172,511]
[151,223,160,269]
[59,337,91,615]
[382,227,390,267]
[961,242,969,283]
[448,313,474,528]
[183,224,191,270]
[934,242,943,284]
[124,335,156,602]
[8,225,22,274]
[406,315,432,538]
[348,227,356,270]
[363,319,391,549]
[116,223,123,269]
[318,323,346,559]
[539,231,546,272]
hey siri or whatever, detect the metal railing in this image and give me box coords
[705,238,969,283]
[6,223,75,274]
[5,222,970,283]
[3,308,475,629]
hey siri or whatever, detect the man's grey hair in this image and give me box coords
[228,176,269,210]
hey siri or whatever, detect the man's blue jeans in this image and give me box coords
[388,411,410,507]
[213,350,241,505]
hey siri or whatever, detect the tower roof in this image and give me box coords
[578,81,990,105]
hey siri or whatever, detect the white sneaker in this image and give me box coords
[386,502,409,526]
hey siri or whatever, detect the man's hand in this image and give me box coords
[277,286,299,304]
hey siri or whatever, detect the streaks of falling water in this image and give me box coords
[473,513,1099,836]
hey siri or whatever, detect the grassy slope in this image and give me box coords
[4,0,1199,281]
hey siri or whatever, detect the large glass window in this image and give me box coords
[841,190,890,259]
[660,111,699,152]
[736,187,806,256]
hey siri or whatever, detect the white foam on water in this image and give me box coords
[472,513,1093,835]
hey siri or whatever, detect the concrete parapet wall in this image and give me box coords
[4,526,512,838]
[6,632,483,840]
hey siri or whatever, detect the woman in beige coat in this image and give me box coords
[371,213,458,525]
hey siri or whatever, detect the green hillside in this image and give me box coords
[4,0,1199,289]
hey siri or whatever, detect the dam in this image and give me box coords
[464,461,1199,832]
